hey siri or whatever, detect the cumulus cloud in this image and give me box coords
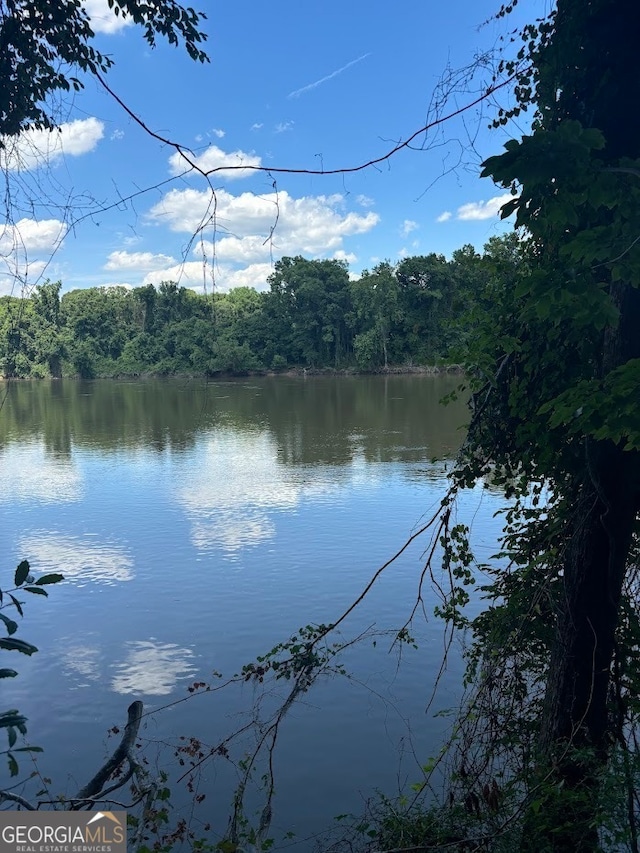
[220,263,274,291]
[0,218,67,254]
[169,144,261,179]
[211,128,225,138]
[401,219,419,236]
[456,193,513,221]
[436,211,452,223]
[143,260,273,293]
[0,263,49,296]
[0,218,67,295]
[333,249,357,264]
[1,118,104,171]
[356,194,375,208]
[142,261,213,292]
[146,188,378,291]
[83,0,132,33]
[105,250,177,271]
[149,188,378,248]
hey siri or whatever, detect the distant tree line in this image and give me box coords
[0,234,522,379]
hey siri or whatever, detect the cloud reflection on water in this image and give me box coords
[18,532,134,584]
[0,443,82,503]
[175,429,335,554]
[111,640,197,696]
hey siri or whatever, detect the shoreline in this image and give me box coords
[1,364,465,382]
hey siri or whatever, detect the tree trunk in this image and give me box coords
[524,283,640,851]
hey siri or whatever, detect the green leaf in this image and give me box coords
[7,753,19,777]
[7,727,16,748]
[9,595,23,617]
[34,574,63,586]
[0,614,18,636]
[14,561,30,587]
[0,669,18,679]
[0,638,38,655]
[23,587,47,596]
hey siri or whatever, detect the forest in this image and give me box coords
[2,0,640,850]
[0,236,519,378]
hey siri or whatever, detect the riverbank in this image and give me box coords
[1,363,465,381]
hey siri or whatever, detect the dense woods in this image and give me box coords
[0,235,519,378]
[3,0,640,849]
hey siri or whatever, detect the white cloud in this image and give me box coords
[274,121,294,133]
[150,188,378,246]
[401,219,419,236]
[111,641,197,696]
[356,194,375,208]
[0,218,67,254]
[250,123,264,131]
[83,0,132,33]
[145,185,380,291]
[169,144,261,179]
[110,129,125,141]
[143,261,213,292]
[212,128,225,138]
[397,247,408,258]
[105,250,177,271]
[0,219,67,294]
[17,531,133,584]
[456,193,513,221]
[100,281,134,290]
[436,211,452,223]
[146,188,378,290]
[333,249,357,264]
[220,263,274,291]
[143,260,273,294]
[1,118,104,171]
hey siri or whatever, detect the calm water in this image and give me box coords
[0,376,504,848]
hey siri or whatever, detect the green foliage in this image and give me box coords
[0,251,503,379]
[0,561,62,776]
[0,0,208,139]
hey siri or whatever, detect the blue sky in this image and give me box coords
[1,0,548,296]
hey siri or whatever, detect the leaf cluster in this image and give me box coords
[0,0,208,138]
[0,560,62,776]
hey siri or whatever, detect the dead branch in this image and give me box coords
[75,700,143,802]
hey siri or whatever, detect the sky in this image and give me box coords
[1,0,549,296]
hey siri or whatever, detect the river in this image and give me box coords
[0,375,505,849]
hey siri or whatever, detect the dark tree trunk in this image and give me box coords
[525,284,640,851]
[522,0,640,837]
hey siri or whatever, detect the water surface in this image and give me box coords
[0,376,504,847]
